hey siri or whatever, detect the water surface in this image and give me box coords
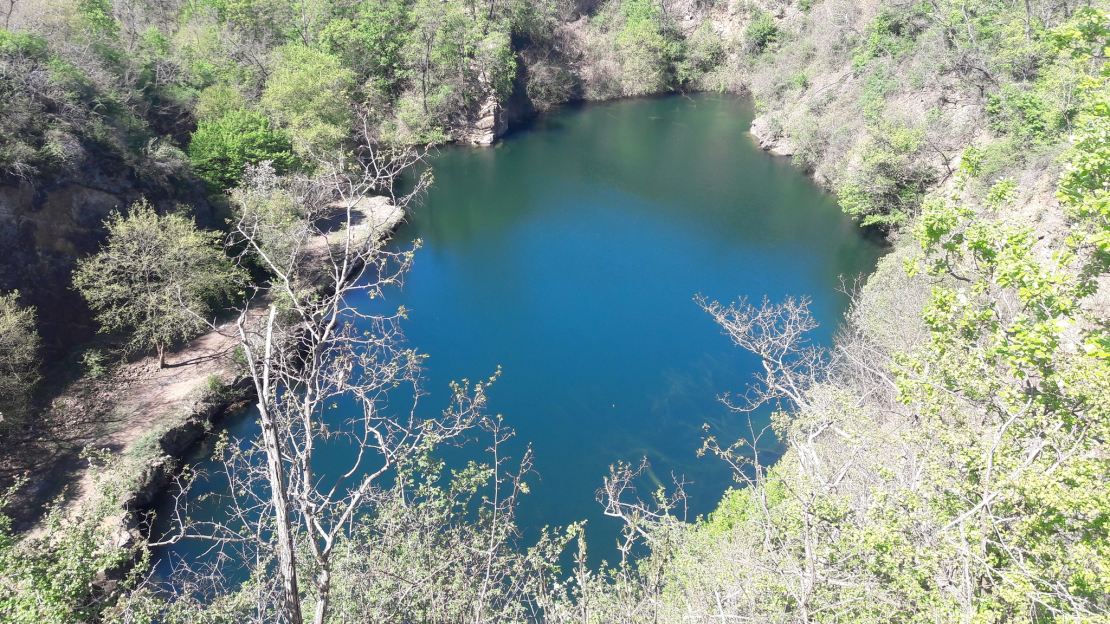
[156,93,885,568]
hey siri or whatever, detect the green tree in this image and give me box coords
[744,9,778,53]
[0,292,40,434]
[187,107,297,191]
[319,0,412,94]
[261,45,355,155]
[837,116,933,228]
[73,201,241,368]
[616,0,677,95]
[194,84,248,123]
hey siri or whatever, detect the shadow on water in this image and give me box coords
[152,92,887,575]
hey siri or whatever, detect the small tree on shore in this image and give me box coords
[74,201,240,368]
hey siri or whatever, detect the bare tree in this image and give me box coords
[697,294,823,413]
[150,123,496,624]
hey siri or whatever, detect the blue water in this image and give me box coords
[153,93,885,570]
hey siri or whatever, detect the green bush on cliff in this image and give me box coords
[744,10,778,54]
[0,293,39,435]
[0,456,140,624]
[187,108,296,191]
[837,118,932,228]
[0,30,92,179]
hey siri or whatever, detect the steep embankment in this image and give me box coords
[540,0,1110,619]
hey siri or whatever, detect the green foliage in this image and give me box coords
[187,108,296,190]
[481,32,519,102]
[744,9,778,54]
[0,293,40,434]
[676,20,725,85]
[837,120,932,228]
[320,0,412,93]
[985,85,1066,146]
[194,85,247,122]
[0,457,141,624]
[853,5,929,67]
[896,141,1110,616]
[261,45,355,154]
[616,0,677,95]
[80,348,108,379]
[73,201,242,365]
[0,30,93,178]
[76,0,120,38]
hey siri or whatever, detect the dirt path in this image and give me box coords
[3,196,404,531]
[2,322,241,530]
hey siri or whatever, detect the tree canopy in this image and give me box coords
[73,201,241,367]
[188,108,297,191]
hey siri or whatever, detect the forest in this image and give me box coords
[1,0,1110,620]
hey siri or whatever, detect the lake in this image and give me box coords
[154,93,885,570]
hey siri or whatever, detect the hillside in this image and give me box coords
[2,0,1110,621]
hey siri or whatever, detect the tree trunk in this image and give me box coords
[313,566,331,624]
[259,306,304,624]
[260,402,304,624]
[157,343,166,368]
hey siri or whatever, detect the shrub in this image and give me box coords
[985,85,1066,147]
[194,85,247,123]
[615,0,679,95]
[676,20,726,85]
[0,292,39,434]
[80,349,107,379]
[745,10,778,54]
[525,57,577,112]
[837,121,933,228]
[187,108,296,191]
[261,45,355,155]
[319,0,411,93]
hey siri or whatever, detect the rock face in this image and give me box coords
[454,94,509,146]
[0,170,214,361]
[750,114,795,157]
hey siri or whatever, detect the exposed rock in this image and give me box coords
[750,115,795,157]
[454,94,509,146]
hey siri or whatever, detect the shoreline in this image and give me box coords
[12,198,408,555]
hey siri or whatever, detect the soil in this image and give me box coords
[0,323,240,532]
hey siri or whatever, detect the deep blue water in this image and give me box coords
[154,93,885,570]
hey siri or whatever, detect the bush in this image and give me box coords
[744,10,778,54]
[0,293,39,434]
[187,108,296,191]
[319,0,411,94]
[676,20,726,85]
[615,0,679,95]
[261,45,355,155]
[0,30,92,179]
[853,6,929,66]
[80,349,107,379]
[0,456,139,624]
[837,121,933,228]
[525,56,577,112]
[985,85,1067,147]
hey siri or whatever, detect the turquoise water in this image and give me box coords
[154,93,885,569]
